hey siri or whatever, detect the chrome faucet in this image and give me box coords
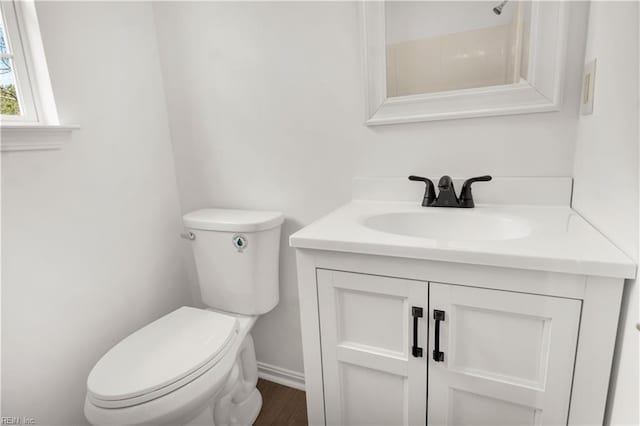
[408,175,492,208]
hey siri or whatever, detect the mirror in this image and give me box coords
[385,1,531,97]
[362,1,569,125]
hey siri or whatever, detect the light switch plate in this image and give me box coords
[581,59,597,115]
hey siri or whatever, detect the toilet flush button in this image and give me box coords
[232,234,248,252]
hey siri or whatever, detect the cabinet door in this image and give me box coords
[317,269,428,426]
[428,283,581,426]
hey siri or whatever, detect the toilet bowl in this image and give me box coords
[85,307,262,426]
[84,308,261,425]
[84,209,284,425]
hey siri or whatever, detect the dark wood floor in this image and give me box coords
[254,379,308,426]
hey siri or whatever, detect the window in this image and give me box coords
[0,1,74,151]
[1,1,40,122]
[0,11,20,116]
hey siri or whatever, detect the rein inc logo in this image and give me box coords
[1,418,35,425]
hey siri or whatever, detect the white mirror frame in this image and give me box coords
[363,1,569,125]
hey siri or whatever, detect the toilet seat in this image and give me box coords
[86,307,239,409]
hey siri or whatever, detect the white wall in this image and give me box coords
[1,2,192,424]
[153,1,589,376]
[571,2,639,425]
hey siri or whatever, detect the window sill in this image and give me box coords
[1,124,79,152]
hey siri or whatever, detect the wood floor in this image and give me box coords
[254,379,308,426]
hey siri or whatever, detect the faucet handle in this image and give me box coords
[408,175,436,207]
[409,175,431,183]
[459,175,492,208]
[464,175,492,184]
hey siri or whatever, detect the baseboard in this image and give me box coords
[257,361,305,391]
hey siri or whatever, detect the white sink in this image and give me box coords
[290,201,636,278]
[363,210,531,241]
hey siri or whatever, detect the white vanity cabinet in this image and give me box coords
[294,249,629,426]
[315,269,582,426]
[291,197,635,426]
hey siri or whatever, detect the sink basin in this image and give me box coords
[363,211,531,241]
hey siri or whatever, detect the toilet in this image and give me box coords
[84,209,284,425]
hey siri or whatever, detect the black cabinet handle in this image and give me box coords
[412,306,423,357]
[433,310,445,362]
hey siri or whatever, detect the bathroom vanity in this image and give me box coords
[290,178,636,426]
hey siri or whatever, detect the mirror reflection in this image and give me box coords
[385,1,531,97]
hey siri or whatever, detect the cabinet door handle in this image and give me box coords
[433,309,445,362]
[411,306,424,357]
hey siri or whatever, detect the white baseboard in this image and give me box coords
[257,361,305,391]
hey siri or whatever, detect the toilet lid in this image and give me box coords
[87,307,238,404]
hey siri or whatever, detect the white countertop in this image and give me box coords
[289,201,636,279]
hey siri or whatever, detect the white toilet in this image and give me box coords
[84,209,284,425]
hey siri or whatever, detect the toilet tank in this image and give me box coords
[183,209,284,315]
